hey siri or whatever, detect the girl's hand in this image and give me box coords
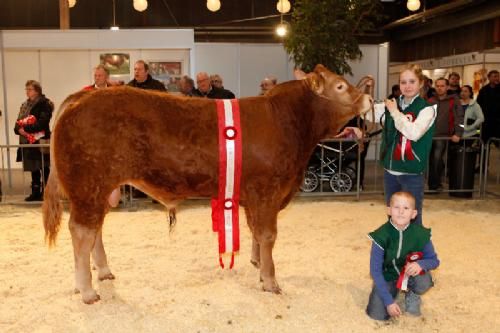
[384,98,398,113]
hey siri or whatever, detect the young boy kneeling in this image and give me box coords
[366,191,440,320]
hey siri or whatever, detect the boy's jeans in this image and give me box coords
[366,272,434,321]
[384,171,425,226]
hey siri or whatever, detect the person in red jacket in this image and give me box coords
[82,65,111,90]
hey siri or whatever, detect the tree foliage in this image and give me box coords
[284,0,381,75]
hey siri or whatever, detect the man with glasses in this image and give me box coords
[193,72,235,99]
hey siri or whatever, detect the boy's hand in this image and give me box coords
[405,262,423,276]
[387,303,402,317]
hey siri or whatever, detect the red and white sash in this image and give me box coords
[211,99,242,269]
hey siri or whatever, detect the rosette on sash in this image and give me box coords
[211,99,242,269]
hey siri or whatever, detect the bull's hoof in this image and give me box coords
[262,281,282,294]
[97,267,115,281]
[82,291,101,304]
[98,272,116,281]
[250,260,260,268]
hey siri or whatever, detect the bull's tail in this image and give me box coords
[42,169,63,247]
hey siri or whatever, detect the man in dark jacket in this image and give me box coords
[477,70,500,146]
[126,60,166,201]
[193,72,235,99]
[428,77,464,192]
[127,60,166,91]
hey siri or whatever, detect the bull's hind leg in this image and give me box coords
[92,228,115,281]
[248,204,281,294]
[244,207,260,268]
[69,207,105,304]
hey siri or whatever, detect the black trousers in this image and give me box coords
[428,140,447,190]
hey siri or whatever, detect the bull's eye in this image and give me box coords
[336,83,345,90]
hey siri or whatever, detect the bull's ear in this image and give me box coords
[313,64,328,74]
[294,68,307,80]
[307,72,325,95]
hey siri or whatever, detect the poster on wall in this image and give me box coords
[148,61,182,93]
[100,53,130,75]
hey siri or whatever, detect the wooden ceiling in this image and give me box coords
[0,0,496,44]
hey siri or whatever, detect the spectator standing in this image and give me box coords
[387,84,401,100]
[127,60,166,91]
[127,60,166,200]
[83,65,110,90]
[193,72,235,99]
[447,72,461,96]
[427,78,464,192]
[210,74,224,89]
[477,70,500,146]
[260,76,278,95]
[14,80,54,201]
[422,77,437,103]
[178,75,195,96]
[460,85,484,141]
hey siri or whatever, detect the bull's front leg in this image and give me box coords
[92,228,115,281]
[249,205,281,294]
[69,214,100,304]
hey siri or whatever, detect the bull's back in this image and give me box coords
[52,88,221,195]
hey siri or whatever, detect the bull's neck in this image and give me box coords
[268,81,332,156]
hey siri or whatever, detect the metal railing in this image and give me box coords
[1,137,498,205]
[482,138,500,197]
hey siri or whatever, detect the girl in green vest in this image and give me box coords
[381,64,437,226]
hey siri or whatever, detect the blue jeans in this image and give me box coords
[384,170,425,226]
[366,272,434,321]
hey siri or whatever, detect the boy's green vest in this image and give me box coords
[380,96,435,174]
[369,221,431,281]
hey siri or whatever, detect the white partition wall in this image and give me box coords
[1,30,388,170]
[194,43,385,98]
[0,29,194,168]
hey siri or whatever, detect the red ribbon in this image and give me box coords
[211,99,242,269]
[396,251,424,290]
[393,112,416,161]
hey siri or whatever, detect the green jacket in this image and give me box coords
[380,96,435,174]
[369,220,431,281]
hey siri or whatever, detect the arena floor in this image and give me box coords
[1,197,499,333]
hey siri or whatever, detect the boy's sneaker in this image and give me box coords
[405,291,421,316]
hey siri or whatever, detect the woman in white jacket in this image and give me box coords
[460,85,484,139]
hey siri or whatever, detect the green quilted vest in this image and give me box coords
[380,96,435,174]
[369,221,431,281]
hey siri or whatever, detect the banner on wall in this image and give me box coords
[148,61,182,93]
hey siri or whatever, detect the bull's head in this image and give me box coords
[294,64,373,135]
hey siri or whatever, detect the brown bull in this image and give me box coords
[43,64,373,304]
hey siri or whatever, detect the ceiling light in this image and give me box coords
[133,0,148,12]
[407,0,421,11]
[276,0,291,14]
[111,0,119,30]
[276,22,288,37]
[207,0,221,12]
[68,0,77,8]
